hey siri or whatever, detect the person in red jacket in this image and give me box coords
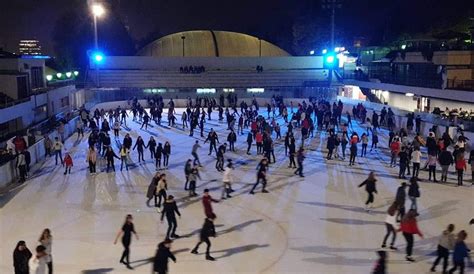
[202,189,219,219]
[63,152,73,175]
[398,209,423,262]
[389,137,401,167]
[455,154,467,186]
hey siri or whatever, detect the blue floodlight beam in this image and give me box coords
[92,52,104,63]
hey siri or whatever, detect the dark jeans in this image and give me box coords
[89,161,96,173]
[192,152,201,165]
[209,143,217,155]
[349,152,356,165]
[289,155,296,167]
[448,261,465,274]
[137,149,144,162]
[382,223,396,246]
[193,237,211,256]
[402,232,414,256]
[250,175,267,192]
[365,191,374,205]
[295,162,304,176]
[431,245,449,272]
[47,260,53,274]
[55,150,63,165]
[399,163,407,178]
[429,165,437,181]
[163,154,169,167]
[361,144,367,157]
[166,217,177,239]
[120,239,131,264]
[457,169,464,185]
[413,163,420,177]
[157,189,167,207]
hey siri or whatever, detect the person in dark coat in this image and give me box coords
[358,172,378,211]
[105,147,120,172]
[13,240,32,274]
[146,173,160,207]
[395,182,407,222]
[408,177,420,211]
[153,239,176,274]
[191,216,217,261]
[326,133,336,160]
[160,195,181,239]
[372,250,387,274]
[227,130,237,152]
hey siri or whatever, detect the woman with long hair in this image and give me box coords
[163,141,171,168]
[114,214,139,270]
[38,228,53,274]
[398,209,423,262]
[13,240,32,274]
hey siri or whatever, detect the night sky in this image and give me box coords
[0,0,472,55]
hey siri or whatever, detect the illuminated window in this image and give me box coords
[197,88,216,94]
[223,88,235,93]
[144,88,166,94]
[247,88,264,93]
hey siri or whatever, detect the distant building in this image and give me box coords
[18,40,42,56]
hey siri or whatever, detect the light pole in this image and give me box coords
[91,3,105,50]
[91,3,105,87]
[321,0,342,87]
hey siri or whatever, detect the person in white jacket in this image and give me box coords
[222,159,234,199]
[29,245,49,274]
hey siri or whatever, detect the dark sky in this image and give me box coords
[0,0,472,55]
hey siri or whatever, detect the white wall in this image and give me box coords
[92,56,324,70]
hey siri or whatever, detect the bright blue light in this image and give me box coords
[21,55,50,59]
[93,53,104,62]
[309,50,315,55]
[326,55,335,63]
[322,49,328,54]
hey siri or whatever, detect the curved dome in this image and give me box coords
[137,30,290,57]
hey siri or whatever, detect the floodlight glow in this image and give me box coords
[66,72,72,78]
[340,47,345,51]
[405,93,414,97]
[92,4,105,17]
[92,52,104,63]
[335,47,340,52]
[401,44,407,50]
[322,49,328,54]
[326,55,335,63]
[46,75,53,81]
[56,73,62,78]
[309,50,315,55]
[73,71,79,76]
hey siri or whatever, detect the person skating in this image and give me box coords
[146,172,161,207]
[398,147,409,179]
[398,209,424,262]
[105,147,120,172]
[63,152,73,175]
[372,250,387,274]
[119,146,129,171]
[184,159,193,190]
[288,137,297,168]
[155,143,163,170]
[202,189,219,218]
[188,166,201,197]
[14,240,32,274]
[395,182,407,222]
[153,239,176,274]
[190,216,217,261]
[28,245,49,274]
[448,230,470,274]
[455,153,466,186]
[133,136,146,163]
[191,140,202,166]
[38,229,53,274]
[408,177,420,211]
[439,148,454,182]
[215,144,226,171]
[412,147,422,178]
[381,202,398,250]
[430,224,456,273]
[358,172,378,211]
[204,129,219,155]
[222,159,234,199]
[147,136,157,159]
[227,130,237,152]
[114,214,139,270]
[161,195,181,239]
[52,137,63,166]
[163,141,171,169]
[250,158,269,194]
[294,147,305,177]
[86,146,97,174]
[246,132,253,155]
[156,174,168,210]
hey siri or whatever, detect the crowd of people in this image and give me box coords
[9,93,474,273]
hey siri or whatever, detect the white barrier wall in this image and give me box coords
[92,56,324,71]
[0,117,79,188]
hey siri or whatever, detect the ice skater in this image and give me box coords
[153,239,176,274]
[114,214,139,270]
[202,189,219,218]
[430,224,455,273]
[161,195,181,239]
[146,172,161,207]
[190,216,217,261]
[358,172,378,211]
[250,158,269,194]
[222,159,234,199]
[191,140,202,166]
[63,152,73,175]
[204,128,219,155]
[398,209,423,262]
[381,202,398,250]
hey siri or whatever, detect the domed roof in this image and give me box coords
[137,30,290,57]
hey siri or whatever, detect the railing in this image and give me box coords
[447,79,474,91]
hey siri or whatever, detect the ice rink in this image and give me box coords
[1,107,473,274]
